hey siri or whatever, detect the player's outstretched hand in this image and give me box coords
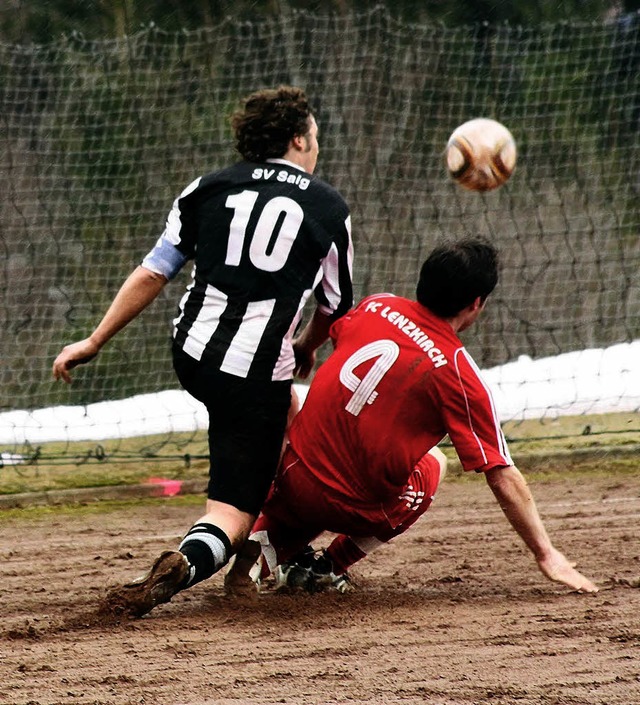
[292,343,316,380]
[52,338,100,383]
[537,546,598,593]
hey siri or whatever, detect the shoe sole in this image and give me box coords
[103,550,188,618]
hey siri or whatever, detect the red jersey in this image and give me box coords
[288,294,512,505]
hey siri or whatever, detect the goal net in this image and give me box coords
[1,8,639,469]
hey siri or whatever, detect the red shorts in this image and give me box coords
[251,445,441,568]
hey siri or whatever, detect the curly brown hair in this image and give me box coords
[231,85,313,162]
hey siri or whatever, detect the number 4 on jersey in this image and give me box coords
[339,340,399,416]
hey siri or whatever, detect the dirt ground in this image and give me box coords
[1,469,639,705]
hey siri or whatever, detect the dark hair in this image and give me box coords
[231,85,313,162]
[416,238,499,318]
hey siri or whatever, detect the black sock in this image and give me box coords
[178,522,232,587]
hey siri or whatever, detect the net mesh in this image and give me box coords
[1,8,639,467]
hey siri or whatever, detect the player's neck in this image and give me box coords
[281,145,315,174]
[448,301,484,333]
[444,314,465,333]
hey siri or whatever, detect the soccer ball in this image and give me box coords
[445,118,517,191]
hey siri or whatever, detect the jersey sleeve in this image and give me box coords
[313,213,354,320]
[140,177,201,280]
[436,347,513,472]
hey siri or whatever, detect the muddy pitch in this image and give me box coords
[1,470,639,705]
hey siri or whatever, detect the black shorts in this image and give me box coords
[172,345,292,515]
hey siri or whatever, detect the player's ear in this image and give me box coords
[290,133,306,152]
[471,296,484,312]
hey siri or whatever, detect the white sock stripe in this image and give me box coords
[352,536,384,555]
[249,529,278,574]
[179,532,227,568]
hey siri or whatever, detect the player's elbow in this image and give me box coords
[138,265,169,284]
[484,464,521,491]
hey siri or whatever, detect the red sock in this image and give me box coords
[325,535,367,575]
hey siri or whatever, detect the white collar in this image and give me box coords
[266,157,306,173]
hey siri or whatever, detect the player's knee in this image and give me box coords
[428,446,448,484]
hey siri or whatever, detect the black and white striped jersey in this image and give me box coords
[142,158,354,381]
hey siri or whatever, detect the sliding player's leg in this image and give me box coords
[224,444,325,593]
[226,447,447,595]
[322,447,447,581]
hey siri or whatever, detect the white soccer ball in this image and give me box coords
[445,118,517,191]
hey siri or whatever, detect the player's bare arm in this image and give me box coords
[484,464,598,593]
[53,266,168,383]
[292,307,335,379]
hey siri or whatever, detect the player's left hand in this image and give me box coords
[537,546,599,593]
[52,338,100,383]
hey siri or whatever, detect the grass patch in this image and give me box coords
[0,493,205,524]
[0,431,210,495]
[443,450,640,484]
[501,411,640,452]
[1,412,638,496]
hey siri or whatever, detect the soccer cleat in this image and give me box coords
[274,545,315,591]
[309,549,355,594]
[331,572,355,594]
[103,550,189,618]
[274,546,354,594]
[274,562,313,591]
